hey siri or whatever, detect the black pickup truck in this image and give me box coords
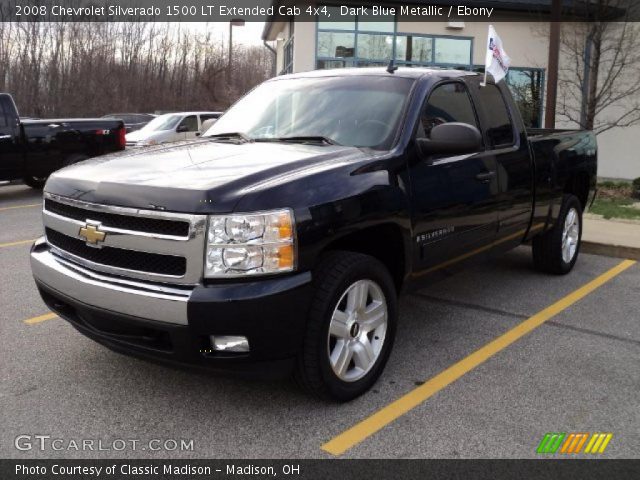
[0,93,126,188]
[30,68,596,401]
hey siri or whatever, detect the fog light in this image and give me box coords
[210,335,249,352]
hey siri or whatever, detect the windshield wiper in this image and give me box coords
[255,136,339,146]
[207,132,253,143]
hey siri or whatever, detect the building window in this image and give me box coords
[316,7,394,68]
[395,35,472,68]
[282,36,295,74]
[316,8,472,70]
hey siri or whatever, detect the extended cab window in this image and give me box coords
[477,84,515,148]
[418,82,479,138]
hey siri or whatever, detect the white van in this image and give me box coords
[125,111,222,147]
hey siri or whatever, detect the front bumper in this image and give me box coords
[30,238,313,376]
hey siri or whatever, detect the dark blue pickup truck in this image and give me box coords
[31,68,596,401]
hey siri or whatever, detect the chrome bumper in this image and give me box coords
[30,238,192,325]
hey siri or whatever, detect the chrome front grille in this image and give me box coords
[42,193,207,284]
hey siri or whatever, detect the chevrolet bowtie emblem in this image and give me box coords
[79,222,106,246]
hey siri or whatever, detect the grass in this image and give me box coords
[590,197,640,220]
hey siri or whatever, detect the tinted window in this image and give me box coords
[477,84,514,147]
[179,115,198,132]
[0,101,7,128]
[200,114,220,121]
[419,82,478,138]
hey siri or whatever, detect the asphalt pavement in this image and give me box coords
[1,183,638,459]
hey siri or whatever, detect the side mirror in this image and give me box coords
[176,125,189,133]
[416,122,483,158]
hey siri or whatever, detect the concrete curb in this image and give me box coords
[582,241,640,261]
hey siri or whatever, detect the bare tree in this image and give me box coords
[558,0,640,134]
[1,12,273,117]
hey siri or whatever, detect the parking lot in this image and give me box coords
[1,183,638,459]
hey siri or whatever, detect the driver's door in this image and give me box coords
[408,79,500,276]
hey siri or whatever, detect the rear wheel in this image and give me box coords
[295,251,397,401]
[532,194,582,274]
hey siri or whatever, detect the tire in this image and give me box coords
[22,175,47,189]
[532,194,583,274]
[295,251,398,402]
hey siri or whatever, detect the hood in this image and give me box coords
[45,139,371,213]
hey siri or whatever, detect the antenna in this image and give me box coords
[386,59,398,74]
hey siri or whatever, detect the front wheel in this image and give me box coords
[532,194,583,274]
[295,251,397,401]
[22,175,47,189]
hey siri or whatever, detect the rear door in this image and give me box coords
[408,79,500,276]
[470,82,534,253]
[0,96,22,180]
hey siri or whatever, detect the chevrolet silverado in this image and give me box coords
[30,68,597,401]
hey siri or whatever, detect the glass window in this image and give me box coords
[434,38,471,65]
[396,35,433,63]
[140,114,182,132]
[317,60,347,69]
[358,15,395,33]
[282,36,295,74]
[318,6,355,30]
[179,115,198,132]
[420,82,479,138]
[357,33,394,60]
[0,102,8,128]
[476,85,514,147]
[317,31,355,58]
[205,76,414,150]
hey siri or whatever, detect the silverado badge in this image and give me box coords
[79,222,106,247]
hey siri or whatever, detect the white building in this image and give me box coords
[263,1,640,180]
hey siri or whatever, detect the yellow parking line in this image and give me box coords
[321,259,637,456]
[24,313,58,325]
[0,239,36,248]
[0,203,41,212]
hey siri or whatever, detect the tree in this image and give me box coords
[558,0,640,134]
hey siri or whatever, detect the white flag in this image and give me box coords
[484,25,511,83]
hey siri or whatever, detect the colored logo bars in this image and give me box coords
[537,433,613,454]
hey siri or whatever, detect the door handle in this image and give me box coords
[475,171,496,183]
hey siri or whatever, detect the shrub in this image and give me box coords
[633,177,640,198]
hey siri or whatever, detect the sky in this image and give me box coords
[185,22,266,45]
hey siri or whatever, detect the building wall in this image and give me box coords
[269,16,640,180]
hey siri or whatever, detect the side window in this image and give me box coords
[476,84,515,148]
[179,115,198,132]
[419,82,479,138]
[0,100,8,128]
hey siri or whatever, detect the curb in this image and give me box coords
[581,241,640,261]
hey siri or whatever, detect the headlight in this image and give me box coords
[205,209,295,278]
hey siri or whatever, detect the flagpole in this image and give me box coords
[480,25,490,87]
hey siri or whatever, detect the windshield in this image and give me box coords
[204,76,414,149]
[139,114,182,132]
